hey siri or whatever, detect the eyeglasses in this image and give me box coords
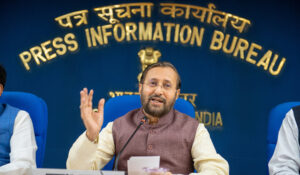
[144,80,174,91]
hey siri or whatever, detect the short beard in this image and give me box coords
[141,91,177,118]
[144,96,168,117]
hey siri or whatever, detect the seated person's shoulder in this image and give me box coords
[17,109,30,117]
[174,110,198,123]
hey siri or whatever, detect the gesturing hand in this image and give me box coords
[80,88,105,142]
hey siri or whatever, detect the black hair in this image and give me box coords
[140,62,181,89]
[0,64,6,88]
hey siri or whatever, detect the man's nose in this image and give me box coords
[154,85,163,95]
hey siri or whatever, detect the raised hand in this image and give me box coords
[79,88,105,142]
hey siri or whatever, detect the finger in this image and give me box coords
[80,88,89,117]
[80,90,86,108]
[88,89,94,107]
[80,90,87,118]
[98,98,105,118]
[80,89,88,107]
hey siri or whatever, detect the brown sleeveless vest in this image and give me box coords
[112,108,199,174]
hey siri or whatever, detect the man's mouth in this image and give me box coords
[149,96,165,105]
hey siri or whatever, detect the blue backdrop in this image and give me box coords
[1,0,299,174]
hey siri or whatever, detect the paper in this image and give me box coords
[127,156,160,175]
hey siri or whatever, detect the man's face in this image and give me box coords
[139,67,180,118]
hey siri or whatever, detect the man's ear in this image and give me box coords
[175,89,180,99]
[0,84,3,97]
[138,83,142,94]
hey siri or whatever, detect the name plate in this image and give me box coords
[32,168,125,175]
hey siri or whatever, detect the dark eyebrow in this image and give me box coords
[147,78,173,84]
[148,78,158,81]
[163,79,172,84]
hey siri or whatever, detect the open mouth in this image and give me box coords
[149,96,165,105]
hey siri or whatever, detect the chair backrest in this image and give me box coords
[267,102,300,162]
[102,95,195,170]
[0,91,48,168]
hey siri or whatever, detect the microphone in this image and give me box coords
[113,116,148,171]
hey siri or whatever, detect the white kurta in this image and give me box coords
[67,122,229,175]
[269,109,300,175]
[0,110,37,175]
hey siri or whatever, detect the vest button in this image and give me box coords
[147,144,153,150]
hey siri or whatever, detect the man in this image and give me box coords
[0,64,37,174]
[67,62,229,174]
[268,106,300,174]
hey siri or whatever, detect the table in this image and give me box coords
[32,168,125,175]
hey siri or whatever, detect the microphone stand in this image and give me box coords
[113,116,148,171]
